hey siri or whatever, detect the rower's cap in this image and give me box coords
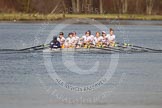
[102,31,106,34]
[59,32,64,35]
[53,36,57,41]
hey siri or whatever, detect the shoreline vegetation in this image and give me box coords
[1,13,162,22]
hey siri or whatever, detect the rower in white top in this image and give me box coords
[65,33,73,48]
[57,32,65,48]
[72,32,80,47]
[106,28,116,46]
[88,30,95,41]
[101,31,109,46]
[93,32,103,46]
[80,31,93,47]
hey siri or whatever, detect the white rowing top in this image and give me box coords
[106,34,116,42]
[57,37,65,45]
[65,37,73,44]
[93,36,103,45]
[72,36,80,43]
[82,35,93,43]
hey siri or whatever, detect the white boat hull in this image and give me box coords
[43,48,108,53]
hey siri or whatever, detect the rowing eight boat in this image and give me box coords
[1,42,162,54]
[42,46,162,54]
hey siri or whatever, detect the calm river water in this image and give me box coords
[0,20,162,108]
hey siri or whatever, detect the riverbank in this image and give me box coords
[0,13,162,21]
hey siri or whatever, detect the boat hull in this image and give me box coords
[43,48,113,53]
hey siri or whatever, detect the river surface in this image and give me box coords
[0,20,162,108]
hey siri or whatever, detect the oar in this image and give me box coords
[18,44,49,51]
[114,43,141,52]
[96,43,143,53]
[32,44,50,51]
[0,44,49,52]
[130,45,162,52]
[117,42,162,52]
[0,49,19,51]
[105,46,124,52]
[91,45,124,53]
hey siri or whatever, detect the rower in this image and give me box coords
[72,32,80,48]
[88,30,95,41]
[80,31,93,48]
[65,33,73,48]
[57,32,65,48]
[106,28,116,47]
[101,31,109,47]
[93,32,103,47]
[50,36,61,49]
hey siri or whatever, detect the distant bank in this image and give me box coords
[0,13,162,21]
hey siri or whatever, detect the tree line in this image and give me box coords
[0,0,162,15]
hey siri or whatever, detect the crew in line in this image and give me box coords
[51,28,116,49]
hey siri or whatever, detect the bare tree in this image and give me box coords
[135,0,140,13]
[26,0,31,12]
[113,0,122,14]
[1,0,162,15]
[154,0,162,14]
[146,0,154,15]
[121,0,128,14]
[99,0,103,14]
[112,0,118,13]
[81,0,91,13]
[76,0,80,13]
[71,0,77,13]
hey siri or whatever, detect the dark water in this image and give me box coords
[0,20,162,108]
